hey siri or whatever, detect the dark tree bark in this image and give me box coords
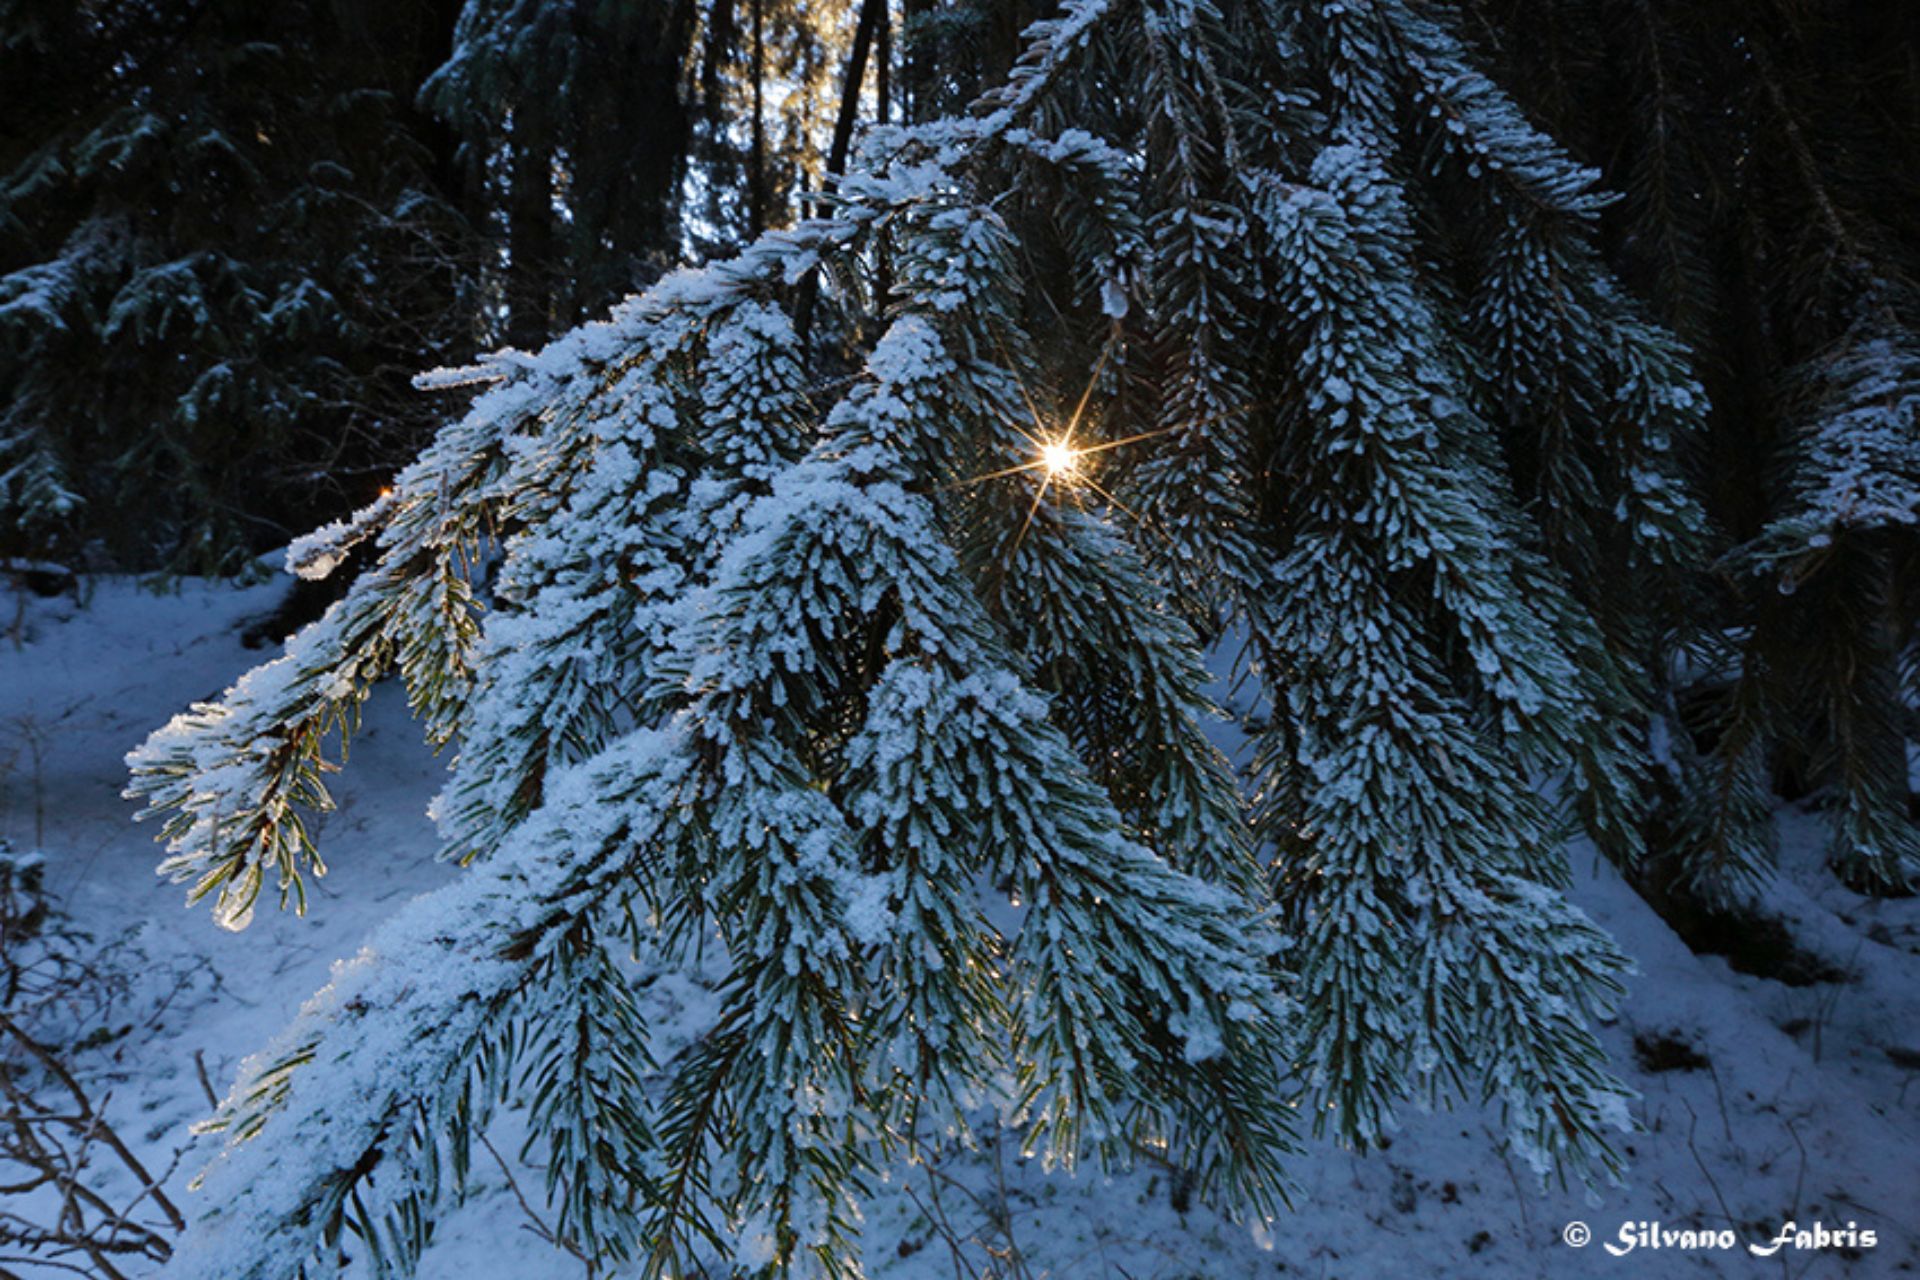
[796,0,887,346]
[507,119,554,349]
[751,0,767,235]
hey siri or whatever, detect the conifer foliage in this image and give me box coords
[421,0,701,345]
[1473,0,1920,897]
[130,0,1720,1275]
[0,0,471,574]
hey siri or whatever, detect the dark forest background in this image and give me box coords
[3,0,1917,895]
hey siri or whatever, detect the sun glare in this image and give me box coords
[1040,440,1080,479]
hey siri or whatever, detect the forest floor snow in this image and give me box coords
[2,576,1916,1279]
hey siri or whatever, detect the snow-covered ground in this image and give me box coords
[2,576,1915,1278]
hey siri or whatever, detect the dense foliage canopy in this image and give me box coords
[3,0,1914,1276]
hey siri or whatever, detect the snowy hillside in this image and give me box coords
[2,577,1916,1279]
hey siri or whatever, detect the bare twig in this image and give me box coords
[904,1162,975,1280]
[1681,1099,1737,1231]
[0,850,206,1276]
[0,1016,182,1232]
[477,1132,595,1279]
[191,1051,219,1111]
[1705,1060,1734,1144]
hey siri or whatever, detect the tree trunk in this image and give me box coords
[507,113,553,349]
[750,0,767,235]
[823,0,886,183]
[796,0,887,346]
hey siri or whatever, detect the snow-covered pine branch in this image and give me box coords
[1720,326,1920,893]
[126,0,1732,1272]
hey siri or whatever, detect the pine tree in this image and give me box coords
[1471,0,1920,896]
[422,0,704,347]
[689,0,872,247]
[0,0,472,574]
[128,0,1717,1274]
